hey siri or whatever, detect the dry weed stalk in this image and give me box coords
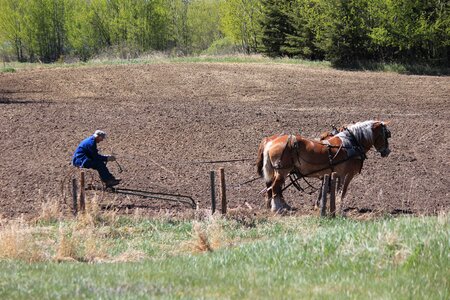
[437,210,449,225]
[113,249,147,262]
[83,230,110,262]
[207,218,225,250]
[133,208,143,222]
[74,195,114,229]
[55,227,78,261]
[393,248,411,265]
[38,197,61,223]
[186,217,228,253]
[191,222,213,252]
[86,195,101,220]
[0,219,45,262]
[101,209,119,226]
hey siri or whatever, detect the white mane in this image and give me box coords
[336,120,377,147]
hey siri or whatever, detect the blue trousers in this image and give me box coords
[83,160,113,182]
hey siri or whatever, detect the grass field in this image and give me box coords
[1,57,448,298]
[0,202,448,299]
[2,54,449,75]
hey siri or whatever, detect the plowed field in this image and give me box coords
[1,62,449,218]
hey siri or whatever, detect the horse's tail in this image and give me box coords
[256,138,267,177]
[262,140,275,184]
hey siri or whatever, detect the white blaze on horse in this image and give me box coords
[256,120,391,212]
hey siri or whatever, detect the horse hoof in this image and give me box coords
[271,207,285,214]
[283,203,292,211]
[270,200,283,213]
[270,205,281,213]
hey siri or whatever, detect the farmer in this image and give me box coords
[72,130,121,187]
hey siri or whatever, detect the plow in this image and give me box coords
[60,154,324,215]
[86,185,196,209]
[61,167,196,215]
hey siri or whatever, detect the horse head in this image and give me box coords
[343,120,391,157]
[372,121,391,157]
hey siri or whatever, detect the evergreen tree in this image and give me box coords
[259,0,292,57]
[325,0,373,66]
[282,0,322,59]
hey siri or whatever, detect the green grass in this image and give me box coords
[0,55,332,71]
[335,60,450,76]
[2,55,449,75]
[1,66,16,73]
[0,213,448,299]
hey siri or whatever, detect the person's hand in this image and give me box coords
[107,155,116,162]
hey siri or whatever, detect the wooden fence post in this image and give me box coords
[79,170,85,213]
[320,174,329,217]
[72,177,78,215]
[330,172,337,218]
[210,171,216,214]
[219,167,227,215]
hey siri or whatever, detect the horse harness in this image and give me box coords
[272,129,369,193]
[268,123,391,194]
[275,130,367,173]
[322,127,368,173]
[273,134,299,170]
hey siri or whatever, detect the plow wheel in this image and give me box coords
[60,166,107,215]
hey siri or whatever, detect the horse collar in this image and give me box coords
[344,127,367,160]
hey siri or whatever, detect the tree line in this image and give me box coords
[0,0,448,66]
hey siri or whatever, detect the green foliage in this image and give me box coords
[1,67,16,73]
[375,0,450,64]
[0,0,448,66]
[259,0,292,57]
[282,0,324,59]
[257,0,449,66]
[324,0,375,66]
[0,0,28,61]
[187,0,222,54]
[202,36,240,55]
[220,0,263,53]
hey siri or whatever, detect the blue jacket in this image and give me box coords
[72,135,108,167]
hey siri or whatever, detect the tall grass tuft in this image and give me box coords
[83,229,110,262]
[0,218,45,262]
[55,227,78,262]
[187,216,228,253]
[37,197,61,223]
[191,221,213,252]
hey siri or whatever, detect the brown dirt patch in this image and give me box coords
[1,63,449,218]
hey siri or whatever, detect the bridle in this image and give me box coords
[376,123,391,157]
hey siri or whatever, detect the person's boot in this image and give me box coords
[105,178,121,188]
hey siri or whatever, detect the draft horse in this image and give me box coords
[256,120,391,212]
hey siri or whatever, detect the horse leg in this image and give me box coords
[271,174,292,212]
[315,188,322,210]
[271,174,288,212]
[265,181,272,209]
[280,197,292,210]
[337,174,354,216]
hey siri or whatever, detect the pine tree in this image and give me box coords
[326,0,373,66]
[281,0,322,59]
[259,0,292,57]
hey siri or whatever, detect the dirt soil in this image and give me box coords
[1,63,449,218]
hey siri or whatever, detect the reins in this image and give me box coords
[281,131,369,193]
[282,151,364,192]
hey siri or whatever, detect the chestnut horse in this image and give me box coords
[256,126,342,209]
[256,120,391,212]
